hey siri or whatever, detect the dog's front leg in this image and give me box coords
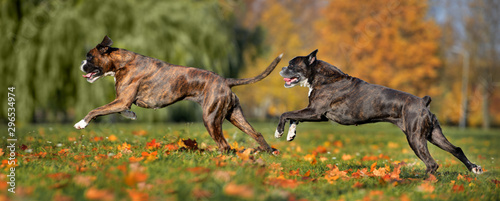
[74,98,133,129]
[287,120,299,141]
[275,107,326,141]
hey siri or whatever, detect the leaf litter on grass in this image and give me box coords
[3,123,499,200]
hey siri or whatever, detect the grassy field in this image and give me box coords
[1,121,498,200]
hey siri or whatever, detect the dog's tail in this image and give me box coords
[226,53,283,87]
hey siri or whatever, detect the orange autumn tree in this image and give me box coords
[315,0,441,97]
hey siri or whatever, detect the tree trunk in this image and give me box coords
[481,81,491,130]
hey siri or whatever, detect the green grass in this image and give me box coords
[1,121,499,200]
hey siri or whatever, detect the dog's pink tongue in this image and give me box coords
[283,78,293,82]
[83,73,93,78]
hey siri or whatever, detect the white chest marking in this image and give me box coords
[299,79,313,97]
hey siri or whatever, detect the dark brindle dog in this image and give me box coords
[74,36,282,153]
[275,49,482,174]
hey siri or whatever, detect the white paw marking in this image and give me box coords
[275,129,283,138]
[74,119,88,129]
[472,166,483,174]
[287,123,297,141]
[121,110,137,120]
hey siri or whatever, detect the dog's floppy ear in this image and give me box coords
[307,49,318,65]
[97,35,113,53]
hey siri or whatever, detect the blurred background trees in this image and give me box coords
[1,0,499,129]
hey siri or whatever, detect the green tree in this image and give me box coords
[0,0,255,124]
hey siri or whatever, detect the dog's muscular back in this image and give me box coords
[106,50,229,109]
[309,60,429,127]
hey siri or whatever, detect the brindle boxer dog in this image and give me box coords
[275,49,482,174]
[74,36,282,153]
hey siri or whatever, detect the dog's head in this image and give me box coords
[279,49,317,88]
[79,36,116,83]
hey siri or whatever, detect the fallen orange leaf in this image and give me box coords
[164,143,179,151]
[127,189,149,201]
[332,140,343,147]
[73,175,96,187]
[266,177,302,188]
[58,149,69,155]
[370,162,378,172]
[47,173,71,180]
[362,155,379,161]
[303,154,317,165]
[342,154,353,161]
[231,141,244,151]
[224,182,254,199]
[132,130,148,136]
[372,167,387,177]
[390,164,402,180]
[186,167,211,174]
[129,156,144,163]
[236,149,254,161]
[303,170,311,177]
[118,142,132,152]
[108,135,118,142]
[92,137,103,142]
[352,181,363,188]
[125,171,148,188]
[452,184,464,193]
[146,139,161,150]
[315,146,327,154]
[417,182,435,193]
[289,169,300,176]
[324,164,348,183]
[141,151,158,162]
[425,174,438,183]
[85,187,114,201]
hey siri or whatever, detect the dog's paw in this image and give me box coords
[275,129,284,139]
[272,149,280,156]
[472,166,483,174]
[74,119,88,129]
[120,110,137,120]
[287,123,297,141]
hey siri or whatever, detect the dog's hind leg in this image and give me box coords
[406,132,439,174]
[403,110,439,174]
[203,114,231,153]
[427,115,483,174]
[226,104,273,152]
[202,99,232,152]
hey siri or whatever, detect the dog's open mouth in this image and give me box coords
[82,70,101,83]
[83,72,96,79]
[283,77,300,87]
